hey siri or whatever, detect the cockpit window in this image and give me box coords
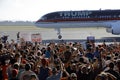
[40,16,47,20]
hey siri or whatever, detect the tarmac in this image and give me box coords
[42,37,120,44]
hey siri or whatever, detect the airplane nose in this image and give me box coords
[36,20,39,23]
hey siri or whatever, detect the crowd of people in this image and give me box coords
[0,36,120,80]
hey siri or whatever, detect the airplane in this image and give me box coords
[35,9,120,39]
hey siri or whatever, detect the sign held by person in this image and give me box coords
[31,33,42,43]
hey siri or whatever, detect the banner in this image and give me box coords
[31,33,42,42]
[20,32,31,41]
[87,36,95,42]
[20,32,42,42]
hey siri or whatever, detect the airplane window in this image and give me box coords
[114,15,116,18]
[119,15,120,17]
[41,16,47,20]
[41,17,44,20]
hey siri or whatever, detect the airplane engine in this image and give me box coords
[106,23,120,35]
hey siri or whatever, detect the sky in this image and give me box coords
[0,0,120,21]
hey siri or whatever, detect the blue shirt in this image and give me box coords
[46,71,62,80]
[85,53,94,61]
[38,67,50,80]
[45,50,51,58]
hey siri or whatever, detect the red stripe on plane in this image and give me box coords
[37,18,120,23]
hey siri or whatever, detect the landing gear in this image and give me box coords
[58,35,62,39]
[55,28,62,39]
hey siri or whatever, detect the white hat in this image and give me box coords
[70,73,77,78]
